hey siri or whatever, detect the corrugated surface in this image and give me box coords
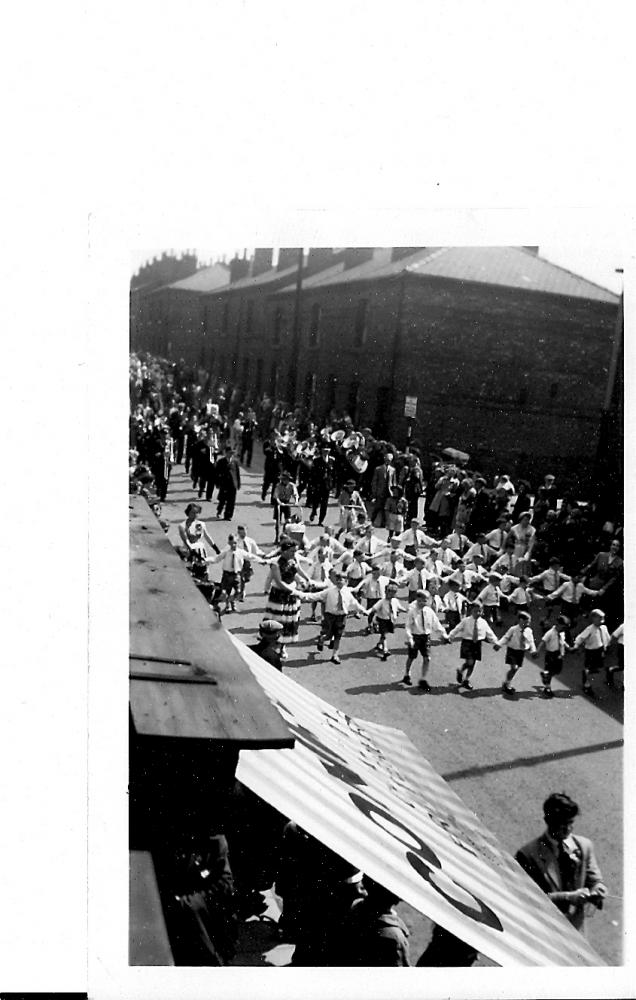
[129,497,293,747]
[234,636,604,968]
[275,245,618,303]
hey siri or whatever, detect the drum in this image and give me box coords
[331,430,346,444]
[347,450,368,474]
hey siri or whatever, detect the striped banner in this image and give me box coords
[232,637,604,967]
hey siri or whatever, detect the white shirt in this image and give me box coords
[437,547,460,567]
[612,623,624,645]
[445,531,469,553]
[508,585,531,605]
[448,616,498,644]
[405,602,448,643]
[237,534,263,558]
[529,568,570,592]
[403,566,430,592]
[485,527,510,551]
[465,542,497,563]
[211,546,248,572]
[477,584,503,607]
[345,559,371,584]
[354,574,390,599]
[497,624,536,654]
[308,585,368,616]
[379,559,407,580]
[369,596,406,623]
[443,590,466,615]
[310,559,332,583]
[550,580,598,604]
[396,527,438,549]
[573,623,610,651]
[542,625,567,656]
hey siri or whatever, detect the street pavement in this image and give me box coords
[161,448,624,966]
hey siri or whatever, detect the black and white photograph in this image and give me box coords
[127,242,624,971]
[2,1,633,998]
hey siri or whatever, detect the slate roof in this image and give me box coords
[277,246,618,304]
[164,263,231,293]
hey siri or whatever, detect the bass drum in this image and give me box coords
[347,450,368,475]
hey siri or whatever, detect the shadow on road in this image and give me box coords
[441,738,624,782]
[345,681,405,695]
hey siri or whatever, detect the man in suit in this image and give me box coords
[309,445,336,525]
[515,792,607,933]
[215,445,241,521]
[370,452,397,528]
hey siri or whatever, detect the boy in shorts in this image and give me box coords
[494,610,537,695]
[573,608,610,699]
[535,614,571,697]
[447,601,498,691]
[367,581,406,660]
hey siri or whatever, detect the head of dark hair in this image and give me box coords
[543,792,579,823]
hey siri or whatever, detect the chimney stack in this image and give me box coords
[229,254,250,284]
[343,248,375,270]
[277,247,303,272]
[252,248,274,277]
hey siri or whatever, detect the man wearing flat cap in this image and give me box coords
[250,620,285,672]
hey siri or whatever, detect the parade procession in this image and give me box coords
[128,247,623,970]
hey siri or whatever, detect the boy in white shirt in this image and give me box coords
[444,528,469,556]
[236,524,266,601]
[494,610,537,696]
[425,577,445,620]
[308,547,332,621]
[529,557,571,625]
[352,565,390,633]
[302,572,370,664]
[447,602,498,690]
[368,581,407,660]
[465,533,498,566]
[402,589,449,689]
[507,575,533,610]
[476,572,504,626]
[442,579,466,630]
[206,534,251,612]
[573,609,611,699]
[403,556,430,602]
[535,614,572,698]
[546,572,600,628]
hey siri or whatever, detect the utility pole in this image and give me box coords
[593,270,623,520]
[287,247,304,406]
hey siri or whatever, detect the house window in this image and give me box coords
[348,380,360,421]
[273,306,284,346]
[270,359,279,397]
[246,300,254,334]
[309,303,321,346]
[518,386,529,405]
[374,386,391,437]
[255,358,264,397]
[354,299,368,346]
[327,373,337,411]
[549,382,559,399]
[304,371,317,407]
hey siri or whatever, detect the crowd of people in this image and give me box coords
[130,351,619,965]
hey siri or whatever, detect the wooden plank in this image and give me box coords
[129,851,174,966]
[130,497,293,747]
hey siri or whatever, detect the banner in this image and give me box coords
[233,637,604,967]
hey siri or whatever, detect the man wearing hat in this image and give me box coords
[541,473,558,511]
[250,620,285,672]
[309,444,336,525]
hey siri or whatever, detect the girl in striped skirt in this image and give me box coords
[265,540,313,658]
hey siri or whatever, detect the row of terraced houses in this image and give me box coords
[130,246,622,497]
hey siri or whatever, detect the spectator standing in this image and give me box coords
[215,446,241,521]
[515,793,607,934]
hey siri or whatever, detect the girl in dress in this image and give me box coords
[265,540,313,658]
[178,503,220,561]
